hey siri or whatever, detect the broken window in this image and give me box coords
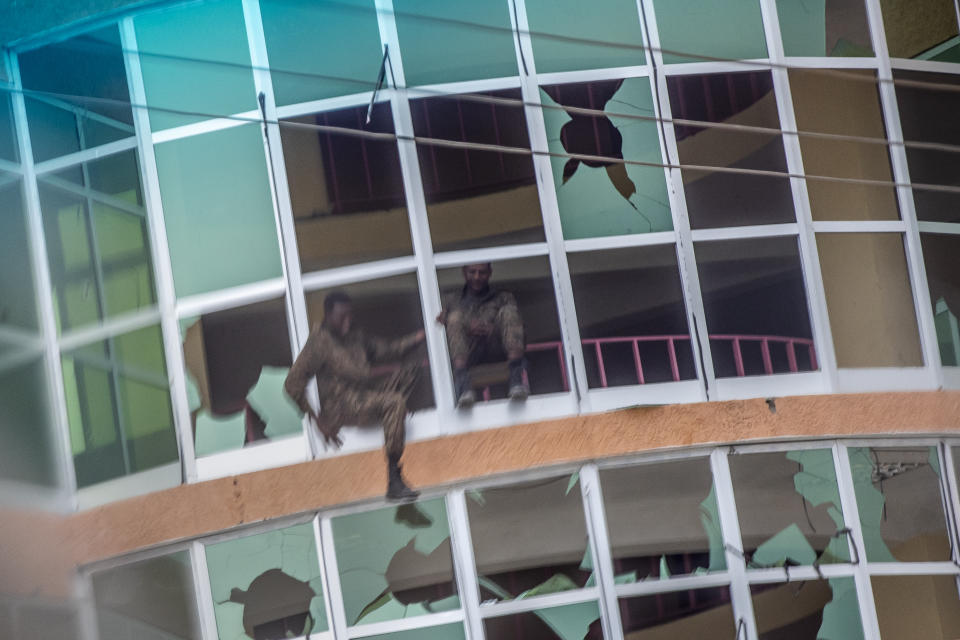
[467,475,590,603]
[816,233,923,368]
[872,575,960,637]
[364,623,467,640]
[541,79,672,239]
[280,103,413,272]
[411,89,545,252]
[134,0,257,131]
[0,90,17,162]
[393,0,518,86]
[37,150,156,333]
[730,450,851,569]
[667,72,796,229]
[568,246,697,388]
[881,0,960,60]
[332,499,459,626]
[920,234,960,367]
[205,522,328,639]
[777,0,873,56]
[484,601,602,640]
[790,69,899,221]
[92,551,202,640]
[694,236,817,378]
[601,458,725,580]
[848,446,952,562]
[618,587,734,637]
[651,0,767,63]
[18,25,134,162]
[751,577,863,639]
[261,0,383,106]
[154,125,283,298]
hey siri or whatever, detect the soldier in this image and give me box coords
[436,262,529,408]
[285,291,425,501]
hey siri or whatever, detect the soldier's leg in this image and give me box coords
[352,389,418,500]
[445,310,477,407]
[495,304,529,399]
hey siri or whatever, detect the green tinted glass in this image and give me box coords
[777,0,873,57]
[0,182,38,333]
[651,0,767,63]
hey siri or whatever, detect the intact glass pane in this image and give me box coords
[0,357,58,487]
[92,551,202,640]
[651,0,767,63]
[467,475,589,602]
[568,247,696,388]
[206,522,327,638]
[280,102,412,271]
[524,0,645,74]
[695,237,817,378]
[0,182,38,333]
[0,90,17,162]
[848,446,951,562]
[394,0,518,86]
[484,602,602,639]
[541,78,672,239]
[601,459,725,579]
[619,587,735,637]
[921,234,960,367]
[881,0,959,59]
[790,69,898,221]
[668,72,795,228]
[18,26,134,162]
[817,233,923,368]
[332,499,458,626]
[777,0,873,57]
[365,623,466,640]
[752,577,863,639]
[262,0,383,106]
[873,575,960,638]
[730,450,850,568]
[135,0,256,131]
[154,124,283,298]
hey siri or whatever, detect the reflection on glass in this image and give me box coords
[695,237,817,378]
[0,182,38,334]
[790,69,898,222]
[525,0,645,74]
[668,72,795,228]
[751,577,863,639]
[618,587,734,637]
[817,233,923,368]
[602,459,725,580]
[467,475,589,602]
[332,499,458,626]
[411,90,544,251]
[280,103,412,272]
[365,623,467,640]
[894,71,960,224]
[569,247,696,388]
[484,602,602,640]
[0,357,57,487]
[394,0,518,86]
[920,234,960,366]
[881,0,960,60]
[777,0,873,56]
[18,26,134,162]
[873,575,960,638]
[206,522,327,639]
[0,91,18,162]
[154,125,283,298]
[652,0,767,63]
[261,0,383,106]
[730,450,849,568]
[848,447,951,562]
[93,551,202,640]
[135,0,257,131]
[62,325,178,488]
[542,79,672,239]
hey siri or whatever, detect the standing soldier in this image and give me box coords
[285,291,425,501]
[437,262,529,407]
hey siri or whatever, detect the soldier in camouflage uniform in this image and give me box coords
[285,291,424,501]
[437,263,529,407]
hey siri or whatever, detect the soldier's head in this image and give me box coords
[462,263,493,293]
[323,290,353,336]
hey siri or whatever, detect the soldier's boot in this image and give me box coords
[508,358,529,401]
[386,455,420,502]
[453,367,475,409]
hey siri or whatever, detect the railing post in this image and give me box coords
[733,338,745,377]
[594,341,608,388]
[631,340,645,385]
[761,338,773,375]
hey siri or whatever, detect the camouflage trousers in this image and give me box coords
[446,303,525,366]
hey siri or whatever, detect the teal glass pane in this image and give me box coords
[0,90,18,163]
[365,624,466,640]
[777,0,873,57]
[752,577,863,639]
[18,26,134,162]
[261,0,384,106]
[484,602,601,639]
[0,182,38,333]
[154,124,282,298]
[136,0,256,130]
[525,0,645,74]
[394,0,518,86]
[332,499,459,626]
[205,522,328,639]
[651,0,768,63]
[0,357,58,487]
[541,78,671,239]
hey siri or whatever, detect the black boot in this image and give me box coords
[453,367,475,408]
[386,455,420,502]
[508,358,529,400]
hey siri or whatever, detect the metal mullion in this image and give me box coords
[26,91,136,135]
[149,108,262,144]
[447,490,485,640]
[614,572,733,598]
[688,223,799,242]
[660,61,772,77]
[811,220,906,233]
[174,276,286,319]
[943,444,960,567]
[563,231,677,253]
[319,517,350,640]
[0,158,21,175]
[348,611,465,638]
[274,91,378,120]
[301,256,419,293]
[432,242,550,268]
[190,540,220,640]
[917,221,960,235]
[32,137,139,175]
[37,173,146,218]
[535,65,652,87]
[307,517,340,640]
[865,562,960,576]
[478,588,601,619]
[579,464,625,640]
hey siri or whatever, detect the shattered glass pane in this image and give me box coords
[651,0,768,63]
[730,450,851,569]
[848,446,951,562]
[332,499,459,626]
[364,623,467,640]
[751,577,863,639]
[777,0,873,57]
[484,601,602,640]
[541,79,672,239]
[618,587,734,637]
[881,0,959,59]
[602,459,725,580]
[205,522,328,639]
[920,234,960,367]
[873,575,960,638]
[467,475,590,602]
